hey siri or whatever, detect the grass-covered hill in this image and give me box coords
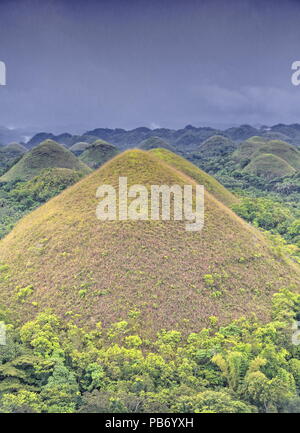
[79,140,120,169]
[149,148,238,207]
[0,150,299,336]
[197,135,237,157]
[139,136,175,151]
[232,136,266,163]
[0,140,92,182]
[0,142,27,175]
[233,137,300,178]
[69,142,91,156]
[244,153,297,180]
[1,142,27,154]
[0,168,84,239]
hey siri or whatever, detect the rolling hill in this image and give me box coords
[79,140,119,169]
[69,142,91,156]
[0,140,91,182]
[149,148,238,206]
[244,153,297,179]
[139,136,175,151]
[0,142,27,174]
[233,137,300,177]
[0,150,299,336]
[197,135,237,157]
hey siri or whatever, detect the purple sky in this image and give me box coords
[1,0,300,133]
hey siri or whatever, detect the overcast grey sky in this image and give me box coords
[0,0,300,133]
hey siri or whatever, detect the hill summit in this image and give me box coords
[149,148,238,207]
[233,137,300,178]
[139,136,175,151]
[0,150,299,335]
[79,140,120,169]
[198,135,237,157]
[0,139,92,182]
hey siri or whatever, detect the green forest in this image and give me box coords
[1,288,300,413]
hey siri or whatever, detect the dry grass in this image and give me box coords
[149,148,238,207]
[0,150,299,336]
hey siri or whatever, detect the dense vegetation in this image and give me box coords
[0,168,83,238]
[188,145,300,261]
[0,287,300,413]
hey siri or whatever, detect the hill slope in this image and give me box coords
[79,140,119,169]
[0,140,91,182]
[69,142,91,156]
[139,136,175,151]
[233,137,300,175]
[244,153,296,179]
[149,148,238,206]
[198,135,237,157]
[0,142,27,174]
[0,150,299,335]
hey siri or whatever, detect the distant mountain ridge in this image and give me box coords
[22,123,300,152]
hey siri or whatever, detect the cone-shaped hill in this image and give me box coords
[149,148,238,207]
[198,135,237,157]
[0,150,299,336]
[69,142,91,156]
[0,142,27,173]
[2,142,27,154]
[244,153,296,179]
[139,136,175,151]
[0,140,92,182]
[79,140,120,169]
[233,137,300,177]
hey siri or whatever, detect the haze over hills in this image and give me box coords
[197,135,237,157]
[16,123,300,155]
[79,140,120,169]
[0,139,92,182]
[0,142,27,175]
[69,142,91,156]
[139,136,175,151]
[0,150,299,336]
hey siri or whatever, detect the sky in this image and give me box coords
[1,0,300,133]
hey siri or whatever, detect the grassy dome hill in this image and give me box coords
[0,140,92,182]
[243,153,296,180]
[69,142,91,156]
[232,136,267,164]
[0,142,28,175]
[198,135,237,157]
[233,137,300,177]
[149,148,238,207]
[256,140,300,171]
[0,150,299,335]
[0,142,27,162]
[79,140,119,169]
[139,136,175,151]
[262,131,291,143]
[2,142,28,154]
